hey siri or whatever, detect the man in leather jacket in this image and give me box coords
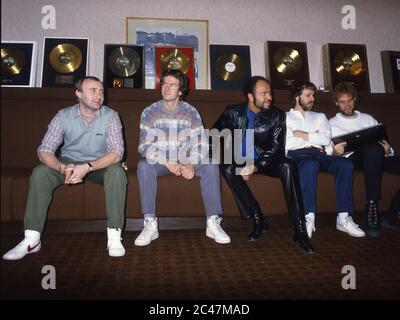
[211,76,315,254]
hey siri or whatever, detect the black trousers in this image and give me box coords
[220,156,305,224]
[349,143,400,201]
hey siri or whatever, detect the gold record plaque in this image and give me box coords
[273,47,303,75]
[104,45,144,88]
[2,48,26,75]
[42,38,88,87]
[159,48,190,74]
[49,44,82,74]
[323,43,370,92]
[210,44,251,90]
[1,41,37,87]
[265,41,309,90]
[215,53,245,81]
[155,46,195,90]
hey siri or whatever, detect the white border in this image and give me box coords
[1,40,38,87]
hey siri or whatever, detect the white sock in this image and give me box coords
[338,212,349,221]
[306,212,315,219]
[208,215,219,221]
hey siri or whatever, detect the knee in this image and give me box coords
[363,142,384,156]
[298,160,319,174]
[137,159,155,177]
[338,158,354,173]
[281,156,295,170]
[105,163,127,183]
[208,163,220,175]
[30,164,53,181]
[220,164,235,178]
[199,163,220,178]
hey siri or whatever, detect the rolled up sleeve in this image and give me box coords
[106,113,124,159]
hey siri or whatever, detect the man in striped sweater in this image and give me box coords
[135,69,230,246]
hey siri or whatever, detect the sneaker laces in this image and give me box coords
[140,219,157,237]
[208,216,225,232]
[343,216,361,230]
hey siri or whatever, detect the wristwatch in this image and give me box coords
[87,162,94,172]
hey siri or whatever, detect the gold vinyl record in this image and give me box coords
[49,43,83,74]
[1,48,26,75]
[108,47,141,77]
[215,53,245,81]
[159,49,190,74]
[273,47,303,74]
[333,51,363,76]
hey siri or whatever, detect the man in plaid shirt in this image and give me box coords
[3,76,127,260]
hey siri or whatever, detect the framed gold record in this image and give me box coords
[104,44,144,88]
[1,41,37,87]
[41,37,88,87]
[210,44,251,90]
[154,46,195,90]
[265,41,309,90]
[322,43,370,92]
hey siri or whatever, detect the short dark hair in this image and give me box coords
[333,81,358,103]
[243,76,271,97]
[74,76,103,92]
[160,69,189,98]
[289,81,317,107]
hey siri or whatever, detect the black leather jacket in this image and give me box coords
[212,102,286,172]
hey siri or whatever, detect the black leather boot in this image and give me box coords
[365,200,380,237]
[248,211,268,241]
[293,215,315,254]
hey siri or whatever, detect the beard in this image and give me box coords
[253,98,271,110]
[340,108,355,117]
[299,97,313,111]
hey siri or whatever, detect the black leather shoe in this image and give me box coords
[248,212,268,241]
[365,200,380,237]
[292,214,315,253]
[293,230,315,254]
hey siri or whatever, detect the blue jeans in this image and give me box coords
[287,148,354,214]
[137,160,223,217]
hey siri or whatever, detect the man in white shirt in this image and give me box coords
[285,81,365,239]
[330,82,400,235]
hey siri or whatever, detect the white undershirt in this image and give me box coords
[328,110,394,156]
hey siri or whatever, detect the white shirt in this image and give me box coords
[285,108,332,153]
[328,110,394,156]
[329,110,378,137]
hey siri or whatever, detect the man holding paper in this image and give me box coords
[330,82,400,236]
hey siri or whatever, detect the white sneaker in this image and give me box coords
[2,230,41,260]
[134,218,159,246]
[305,213,316,239]
[206,216,231,244]
[107,228,125,257]
[336,215,366,237]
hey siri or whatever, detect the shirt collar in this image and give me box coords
[74,104,101,120]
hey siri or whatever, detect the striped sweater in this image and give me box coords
[138,99,209,164]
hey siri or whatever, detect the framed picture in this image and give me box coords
[265,41,310,90]
[322,43,370,92]
[126,17,209,89]
[41,37,89,87]
[381,50,400,93]
[1,40,37,87]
